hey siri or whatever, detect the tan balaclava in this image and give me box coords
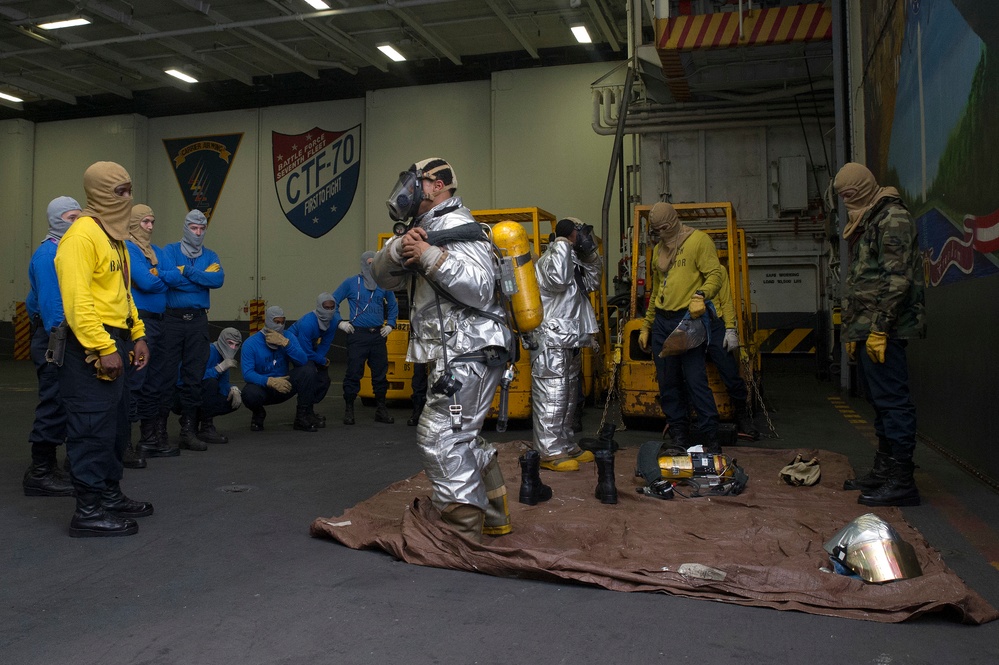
[833,162,901,239]
[128,204,157,265]
[82,161,133,241]
[649,202,695,274]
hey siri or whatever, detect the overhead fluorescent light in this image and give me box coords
[377,44,406,62]
[39,17,91,30]
[303,0,331,9]
[165,69,199,84]
[0,92,24,103]
[571,24,592,44]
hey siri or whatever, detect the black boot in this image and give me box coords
[518,450,552,505]
[734,405,760,441]
[307,406,326,428]
[69,489,138,538]
[843,450,891,491]
[122,441,147,469]
[343,399,355,426]
[294,406,318,432]
[407,399,425,426]
[858,459,921,507]
[23,457,75,497]
[374,397,395,424]
[138,418,180,458]
[179,415,207,451]
[594,450,618,504]
[101,480,154,518]
[666,426,691,450]
[197,417,229,445]
[250,407,266,431]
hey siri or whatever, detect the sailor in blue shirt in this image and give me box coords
[23,196,81,498]
[333,251,398,425]
[287,293,339,428]
[157,209,225,452]
[240,306,319,433]
[126,204,185,460]
[186,327,243,444]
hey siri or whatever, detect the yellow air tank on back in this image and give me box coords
[491,221,543,334]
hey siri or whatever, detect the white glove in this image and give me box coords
[215,358,237,373]
[723,328,740,352]
[380,325,392,338]
[338,321,355,334]
[228,386,242,410]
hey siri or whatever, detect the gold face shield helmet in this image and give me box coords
[823,513,923,583]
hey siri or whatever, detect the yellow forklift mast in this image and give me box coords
[360,207,611,422]
[614,202,759,422]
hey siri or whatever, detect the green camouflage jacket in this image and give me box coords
[843,197,926,341]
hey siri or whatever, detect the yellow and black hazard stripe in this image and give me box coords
[754,327,815,354]
[248,299,266,333]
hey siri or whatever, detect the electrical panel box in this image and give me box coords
[777,155,808,212]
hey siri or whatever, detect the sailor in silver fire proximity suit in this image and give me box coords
[372,158,512,543]
[530,218,602,471]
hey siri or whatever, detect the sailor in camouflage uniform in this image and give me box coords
[834,162,926,507]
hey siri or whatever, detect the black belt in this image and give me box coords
[656,308,686,317]
[103,325,129,340]
[356,326,382,333]
[165,307,205,320]
[138,309,163,321]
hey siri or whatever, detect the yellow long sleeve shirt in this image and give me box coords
[643,230,724,328]
[55,216,146,355]
[715,272,737,329]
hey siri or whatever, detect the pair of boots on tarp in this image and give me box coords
[518,423,620,507]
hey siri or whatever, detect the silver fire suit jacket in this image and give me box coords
[371,196,510,363]
[534,237,601,351]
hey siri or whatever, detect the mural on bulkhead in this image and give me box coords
[863,0,999,286]
[162,133,243,223]
[272,125,361,239]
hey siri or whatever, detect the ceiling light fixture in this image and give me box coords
[38,17,91,30]
[165,69,199,84]
[303,0,331,9]
[571,24,592,44]
[0,92,24,103]
[377,44,406,62]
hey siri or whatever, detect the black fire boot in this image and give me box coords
[69,488,138,538]
[843,450,891,491]
[196,416,229,445]
[666,426,691,450]
[101,480,154,518]
[518,450,552,505]
[294,406,318,432]
[594,449,618,504]
[858,458,921,507]
[138,418,180,458]
[374,397,395,424]
[407,399,425,426]
[250,407,266,431]
[122,440,147,469]
[179,415,207,451]
[23,455,75,497]
[734,404,760,440]
[343,398,355,426]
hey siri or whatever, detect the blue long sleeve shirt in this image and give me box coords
[160,242,225,309]
[26,239,64,331]
[126,243,185,314]
[239,330,308,387]
[203,345,233,396]
[288,311,340,365]
[332,275,398,329]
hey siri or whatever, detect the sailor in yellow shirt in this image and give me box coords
[54,161,153,538]
[638,202,725,453]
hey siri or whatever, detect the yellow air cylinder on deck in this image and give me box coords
[491,221,543,333]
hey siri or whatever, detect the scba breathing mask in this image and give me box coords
[386,168,426,222]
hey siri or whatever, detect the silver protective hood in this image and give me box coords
[315,293,335,331]
[213,327,242,361]
[823,513,923,583]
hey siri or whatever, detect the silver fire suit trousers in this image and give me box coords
[417,357,504,511]
[530,346,582,460]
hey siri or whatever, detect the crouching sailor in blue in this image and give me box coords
[240,306,319,433]
[287,293,339,429]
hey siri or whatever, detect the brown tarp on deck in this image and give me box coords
[310,442,998,624]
